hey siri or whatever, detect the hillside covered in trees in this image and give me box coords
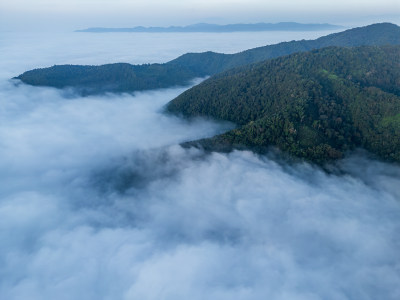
[166,45,400,164]
[15,23,400,95]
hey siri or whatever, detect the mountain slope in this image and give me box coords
[168,23,400,74]
[14,63,199,96]
[15,23,400,95]
[166,45,400,164]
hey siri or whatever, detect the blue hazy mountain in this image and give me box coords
[76,22,343,33]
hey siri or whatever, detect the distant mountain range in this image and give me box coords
[16,23,400,96]
[76,22,343,33]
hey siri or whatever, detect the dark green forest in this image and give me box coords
[15,23,400,95]
[14,63,199,96]
[166,46,400,164]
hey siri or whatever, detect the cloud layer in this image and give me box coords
[0,31,399,300]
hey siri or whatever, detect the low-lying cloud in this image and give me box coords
[1,31,399,300]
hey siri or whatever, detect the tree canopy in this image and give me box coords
[166,45,400,164]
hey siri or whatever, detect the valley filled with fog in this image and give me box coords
[1,30,399,299]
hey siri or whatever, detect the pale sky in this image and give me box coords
[1,0,399,31]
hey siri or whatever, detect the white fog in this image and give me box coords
[0,30,399,299]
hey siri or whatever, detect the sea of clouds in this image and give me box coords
[0,30,399,300]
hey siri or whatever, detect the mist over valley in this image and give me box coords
[1,28,400,299]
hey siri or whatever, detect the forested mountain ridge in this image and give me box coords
[166,45,400,164]
[14,63,200,95]
[15,23,400,95]
[168,23,400,74]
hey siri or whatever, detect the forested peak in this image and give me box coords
[314,22,400,46]
[166,45,400,164]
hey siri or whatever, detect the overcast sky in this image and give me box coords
[1,0,399,31]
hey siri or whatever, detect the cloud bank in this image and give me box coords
[0,31,399,300]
